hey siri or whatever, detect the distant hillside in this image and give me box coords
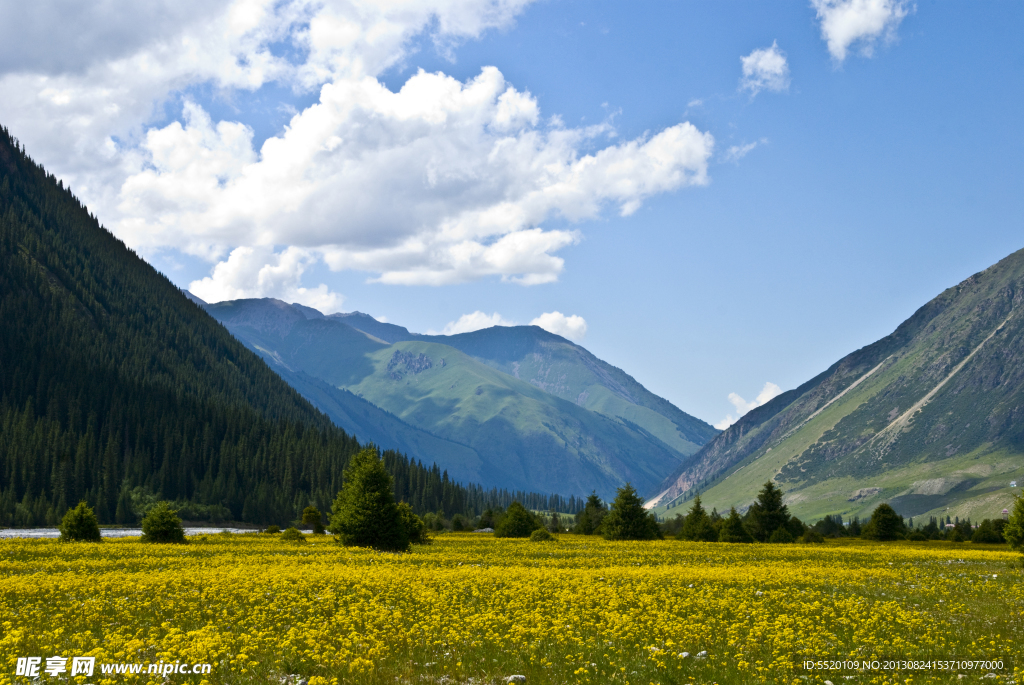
[652,248,1024,523]
[206,300,716,498]
[0,127,562,526]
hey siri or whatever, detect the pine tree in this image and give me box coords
[602,483,662,541]
[718,507,753,543]
[678,495,717,542]
[861,503,904,541]
[329,448,408,552]
[573,492,607,535]
[747,481,790,542]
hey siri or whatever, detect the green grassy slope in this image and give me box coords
[344,340,689,496]
[207,301,694,498]
[652,248,1024,523]
[427,326,716,455]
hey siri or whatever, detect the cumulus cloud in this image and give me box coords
[0,0,715,302]
[189,245,345,312]
[811,0,911,62]
[429,309,587,339]
[529,311,587,341]
[739,41,790,95]
[714,382,783,430]
[435,311,515,335]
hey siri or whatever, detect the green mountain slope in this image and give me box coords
[419,326,717,455]
[206,300,708,497]
[0,127,556,526]
[330,312,718,454]
[652,249,1024,523]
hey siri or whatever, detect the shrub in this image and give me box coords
[907,530,928,541]
[141,502,186,544]
[495,501,542,538]
[59,501,101,543]
[800,529,825,543]
[265,525,281,534]
[530,528,555,542]
[398,502,430,545]
[602,484,662,541]
[281,527,306,542]
[302,506,325,534]
[768,527,794,544]
[329,448,408,552]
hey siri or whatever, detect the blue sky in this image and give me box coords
[1,0,1021,427]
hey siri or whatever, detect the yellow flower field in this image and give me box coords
[1,534,1021,685]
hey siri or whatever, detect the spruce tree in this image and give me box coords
[678,496,717,542]
[329,448,408,552]
[574,492,607,535]
[718,507,753,543]
[747,481,791,542]
[602,483,662,541]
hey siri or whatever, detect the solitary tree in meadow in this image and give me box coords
[302,505,325,534]
[602,483,663,541]
[861,503,904,541]
[141,501,186,543]
[329,447,410,552]
[59,501,102,542]
[747,481,791,542]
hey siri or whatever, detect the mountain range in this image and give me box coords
[202,298,718,499]
[651,248,1024,523]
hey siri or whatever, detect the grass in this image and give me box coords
[1,534,1022,685]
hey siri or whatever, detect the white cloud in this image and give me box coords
[189,244,344,312]
[429,308,587,339]
[723,139,767,164]
[811,0,911,62]
[529,311,587,341]
[435,311,515,335]
[714,381,783,430]
[0,0,715,300]
[740,41,790,95]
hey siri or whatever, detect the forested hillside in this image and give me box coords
[0,127,571,526]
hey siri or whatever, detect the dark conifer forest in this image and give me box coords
[0,127,576,526]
